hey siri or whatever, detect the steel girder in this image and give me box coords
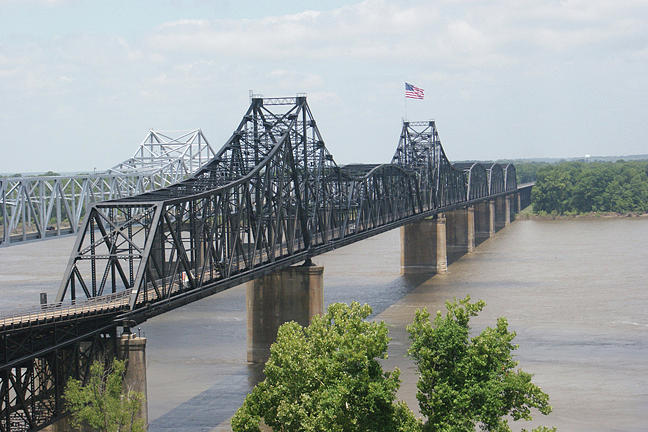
[0,324,117,432]
[55,98,521,318]
[56,97,420,313]
[504,163,517,192]
[0,130,215,247]
[1,96,528,431]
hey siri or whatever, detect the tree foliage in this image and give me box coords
[231,302,420,432]
[234,299,554,432]
[514,162,551,184]
[532,161,648,214]
[64,359,145,432]
[407,296,552,432]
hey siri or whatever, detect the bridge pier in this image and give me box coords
[489,200,496,235]
[466,207,475,252]
[474,202,491,245]
[505,196,512,225]
[119,334,148,429]
[445,208,474,263]
[494,197,506,231]
[246,264,324,363]
[400,215,447,274]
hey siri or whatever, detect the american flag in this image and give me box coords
[405,82,424,99]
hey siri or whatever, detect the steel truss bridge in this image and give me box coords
[0,96,526,431]
[0,130,215,246]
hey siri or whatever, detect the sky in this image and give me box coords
[1,0,647,173]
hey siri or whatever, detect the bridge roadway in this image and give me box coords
[0,188,530,335]
[0,95,533,432]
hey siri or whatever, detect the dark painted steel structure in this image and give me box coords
[0,97,528,431]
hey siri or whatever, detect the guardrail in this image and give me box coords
[0,289,131,329]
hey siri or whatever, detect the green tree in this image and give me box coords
[407,296,552,432]
[513,162,551,184]
[531,161,648,214]
[64,359,145,432]
[231,302,420,432]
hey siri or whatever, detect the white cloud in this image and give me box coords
[1,0,647,171]
[138,0,648,73]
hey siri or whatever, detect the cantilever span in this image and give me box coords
[53,96,519,324]
[0,129,215,246]
[0,96,530,432]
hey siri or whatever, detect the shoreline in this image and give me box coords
[516,211,648,221]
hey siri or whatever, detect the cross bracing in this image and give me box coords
[56,97,518,317]
[0,130,215,246]
[0,96,523,432]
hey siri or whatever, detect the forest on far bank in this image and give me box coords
[527,161,648,214]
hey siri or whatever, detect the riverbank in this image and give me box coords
[516,206,648,220]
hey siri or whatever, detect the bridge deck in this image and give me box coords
[1,187,533,333]
[0,291,129,331]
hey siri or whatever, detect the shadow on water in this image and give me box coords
[367,274,431,317]
[148,363,265,432]
[147,272,433,432]
[325,272,433,319]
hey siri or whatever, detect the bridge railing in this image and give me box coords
[53,96,522,322]
[0,289,131,329]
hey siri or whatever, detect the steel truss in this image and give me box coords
[2,96,521,431]
[1,130,215,246]
[0,322,117,432]
[57,98,518,316]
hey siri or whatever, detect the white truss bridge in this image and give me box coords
[0,130,215,246]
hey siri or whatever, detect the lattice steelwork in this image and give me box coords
[0,323,117,432]
[57,98,517,316]
[1,96,523,431]
[0,130,215,246]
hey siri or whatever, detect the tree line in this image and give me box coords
[530,161,648,214]
[515,162,551,184]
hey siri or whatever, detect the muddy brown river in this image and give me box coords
[1,218,646,431]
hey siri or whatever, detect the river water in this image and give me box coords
[0,218,646,431]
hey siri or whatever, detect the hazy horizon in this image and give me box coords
[2,0,647,172]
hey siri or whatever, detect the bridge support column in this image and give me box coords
[474,202,490,245]
[400,215,447,274]
[494,197,506,231]
[445,209,474,263]
[517,193,522,214]
[466,206,475,252]
[489,200,496,236]
[505,196,511,226]
[119,334,148,429]
[247,264,324,363]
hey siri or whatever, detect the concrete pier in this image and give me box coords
[400,215,447,274]
[467,207,475,252]
[445,208,475,263]
[489,200,496,236]
[119,334,148,428]
[474,202,491,245]
[246,264,324,363]
[505,196,511,226]
[494,197,507,231]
